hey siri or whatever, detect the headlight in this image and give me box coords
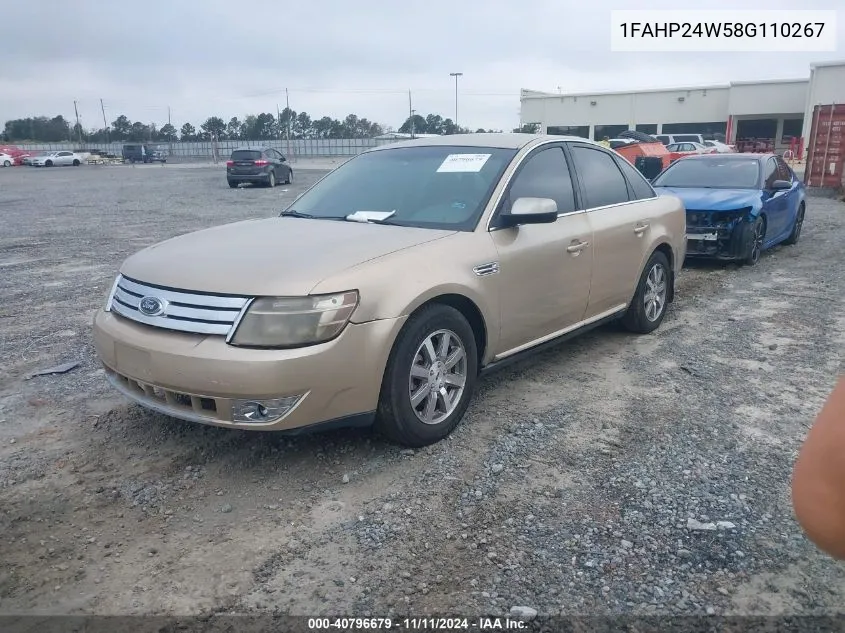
[228,290,359,348]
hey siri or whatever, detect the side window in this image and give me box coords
[504,147,575,214]
[570,145,631,208]
[775,157,792,182]
[614,156,656,200]
[657,135,670,145]
[763,158,778,189]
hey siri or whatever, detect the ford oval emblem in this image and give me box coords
[138,296,166,317]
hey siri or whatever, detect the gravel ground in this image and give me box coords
[1,162,844,618]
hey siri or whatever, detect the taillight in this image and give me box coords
[226,160,234,166]
[254,159,269,166]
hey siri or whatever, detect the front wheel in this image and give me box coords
[45,160,53,167]
[783,203,804,245]
[2,160,10,167]
[621,250,670,334]
[284,168,293,184]
[376,304,478,447]
[743,216,765,266]
[72,159,80,166]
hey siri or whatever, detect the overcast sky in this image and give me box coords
[0,0,842,132]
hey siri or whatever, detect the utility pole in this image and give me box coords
[73,100,82,145]
[100,98,110,146]
[449,72,463,132]
[408,90,416,138]
[285,88,292,162]
[167,105,173,156]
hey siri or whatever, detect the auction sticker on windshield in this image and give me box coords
[437,153,491,173]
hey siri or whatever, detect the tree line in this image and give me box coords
[2,109,540,144]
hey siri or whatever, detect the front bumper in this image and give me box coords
[93,309,406,431]
[685,217,754,261]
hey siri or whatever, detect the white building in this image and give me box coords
[520,59,845,152]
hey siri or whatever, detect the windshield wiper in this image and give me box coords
[279,210,345,220]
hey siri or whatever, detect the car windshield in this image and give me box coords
[282,145,517,231]
[652,158,761,189]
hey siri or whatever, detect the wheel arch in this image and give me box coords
[387,292,489,372]
[652,242,675,303]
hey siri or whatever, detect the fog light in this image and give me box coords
[232,396,301,423]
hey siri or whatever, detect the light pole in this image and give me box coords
[449,72,463,132]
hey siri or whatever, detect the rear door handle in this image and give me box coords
[566,240,590,254]
[634,223,650,235]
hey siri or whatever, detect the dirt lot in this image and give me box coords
[1,162,844,618]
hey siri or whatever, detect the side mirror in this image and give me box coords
[280,157,287,162]
[771,179,791,190]
[498,197,559,228]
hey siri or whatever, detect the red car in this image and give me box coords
[0,145,30,166]
[665,141,717,163]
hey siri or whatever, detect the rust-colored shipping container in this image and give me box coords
[804,103,845,188]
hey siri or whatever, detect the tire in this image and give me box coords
[621,250,671,334]
[742,216,766,266]
[267,170,276,188]
[45,160,53,167]
[2,160,10,167]
[375,304,478,447]
[783,203,805,245]
[227,179,238,189]
[284,168,292,184]
[72,159,80,166]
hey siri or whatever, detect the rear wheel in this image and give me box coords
[72,159,80,166]
[227,179,238,189]
[267,170,276,188]
[783,203,805,245]
[2,160,10,167]
[621,250,670,334]
[743,216,765,266]
[376,304,478,447]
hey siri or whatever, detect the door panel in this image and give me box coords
[491,213,593,353]
[487,145,592,355]
[762,157,788,239]
[568,144,650,317]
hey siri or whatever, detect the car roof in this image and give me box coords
[233,146,270,151]
[679,152,772,161]
[365,133,601,153]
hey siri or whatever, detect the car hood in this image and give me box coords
[654,187,760,211]
[120,217,457,296]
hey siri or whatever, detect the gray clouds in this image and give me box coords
[1,0,842,131]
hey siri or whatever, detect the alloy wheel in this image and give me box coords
[643,263,667,322]
[408,329,467,425]
[750,220,764,264]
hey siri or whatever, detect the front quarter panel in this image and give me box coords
[648,193,686,276]
[309,231,502,363]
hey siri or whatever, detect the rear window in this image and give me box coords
[674,135,700,143]
[231,150,262,161]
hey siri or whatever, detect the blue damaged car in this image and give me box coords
[651,153,806,266]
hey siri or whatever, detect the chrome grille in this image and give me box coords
[108,274,252,336]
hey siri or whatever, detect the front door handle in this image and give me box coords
[566,240,589,254]
[634,223,650,235]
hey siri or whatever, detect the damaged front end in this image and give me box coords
[684,207,755,260]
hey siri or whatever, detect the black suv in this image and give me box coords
[226,147,293,188]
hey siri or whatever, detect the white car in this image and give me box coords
[29,151,83,167]
[703,140,736,153]
[0,152,14,167]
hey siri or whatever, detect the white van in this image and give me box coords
[655,133,704,146]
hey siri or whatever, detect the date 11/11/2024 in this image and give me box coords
[307,617,530,630]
